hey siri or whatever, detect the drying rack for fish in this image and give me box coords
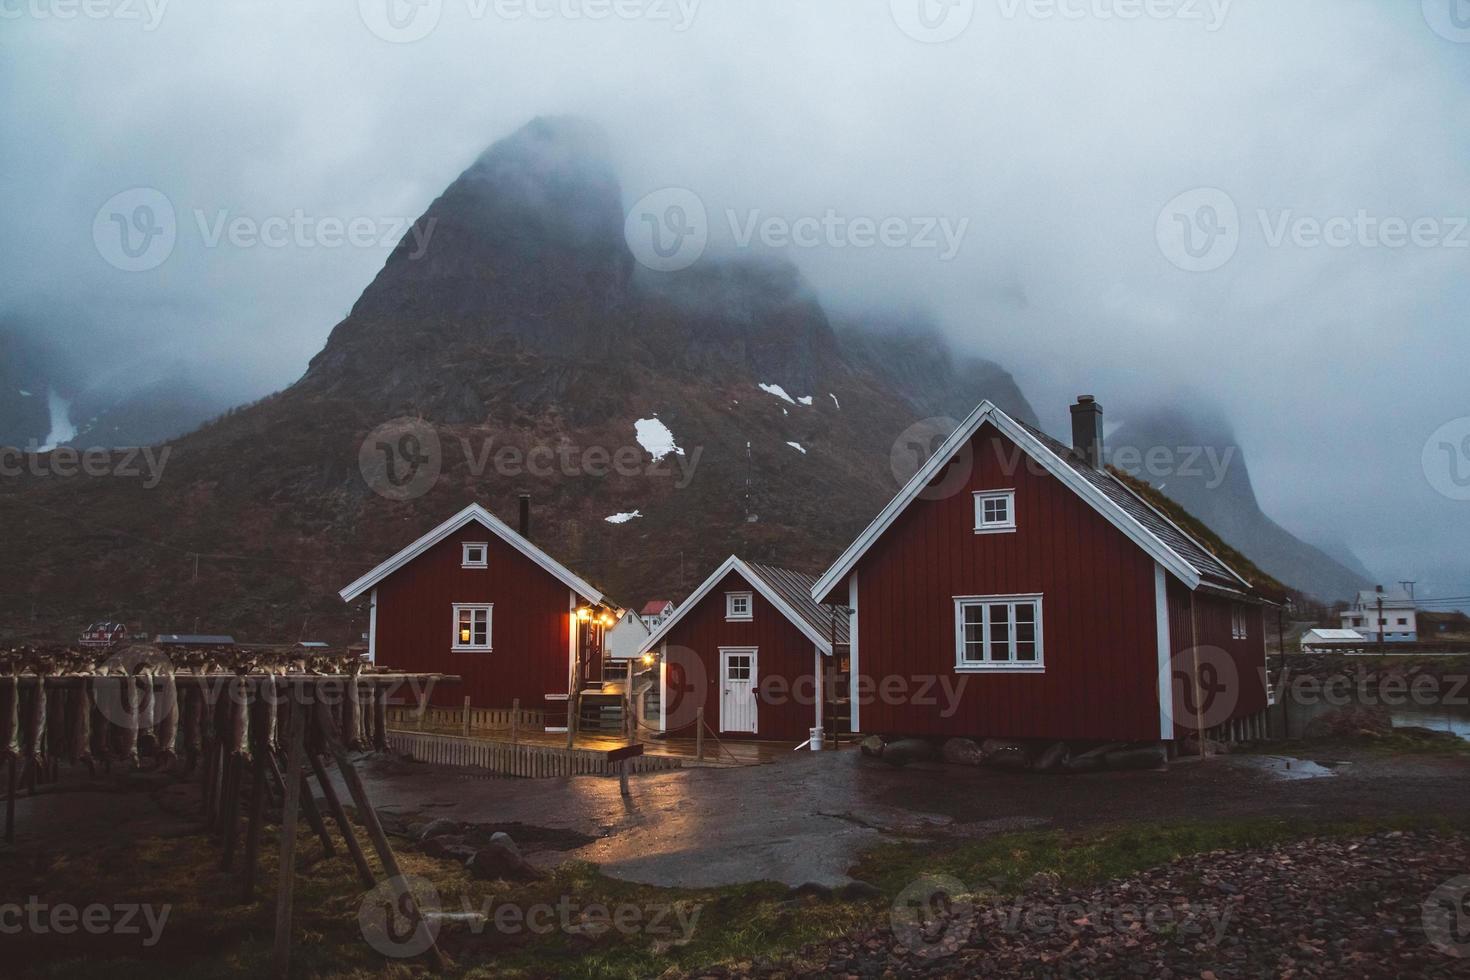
[0,669,459,977]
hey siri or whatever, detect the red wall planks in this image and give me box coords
[371,519,572,709]
[660,569,821,740]
[845,421,1274,743]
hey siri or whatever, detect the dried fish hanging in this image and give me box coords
[155,669,179,770]
[179,680,201,773]
[45,684,67,781]
[69,676,94,773]
[22,674,47,789]
[136,667,156,758]
[117,672,140,767]
[2,672,18,760]
[343,668,365,750]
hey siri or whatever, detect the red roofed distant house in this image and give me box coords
[639,556,848,742]
[639,600,676,629]
[78,621,130,648]
[810,397,1272,750]
[338,501,606,730]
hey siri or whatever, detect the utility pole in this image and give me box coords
[1377,592,1385,653]
[1400,581,1417,600]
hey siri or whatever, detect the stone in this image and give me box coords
[466,841,546,882]
[417,817,462,842]
[489,830,520,855]
[1033,741,1069,773]
[1103,745,1168,771]
[421,834,467,859]
[859,735,886,757]
[985,745,1031,771]
[790,882,834,900]
[879,738,936,767]
[837,880,884,901]
[941,737,985,767]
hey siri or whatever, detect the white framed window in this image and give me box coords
[973,490,1017,534]
[953,595,1043,671]
[725,591,753,621]
[461,542,488,568]
[1231,605,1249,640]
[452,603,493,651]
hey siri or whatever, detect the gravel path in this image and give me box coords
[692,830,1470,978]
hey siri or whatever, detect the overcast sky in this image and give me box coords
[3,0,1469,599]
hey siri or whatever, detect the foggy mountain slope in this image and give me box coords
[0,117,1040,641]
[1110,405,1371,601]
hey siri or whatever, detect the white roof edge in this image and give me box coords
[338,503,603,605]
[809,400,1206,603]
[638,555,833,656]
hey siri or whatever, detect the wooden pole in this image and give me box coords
[314,701,448,971]
[373,689,387,753]
[220,753,243,867]
[271,691,306,979]
[415,679,434,731]
[511,698,519,743]
[241,730,269,902]
[619,758,630,797]
[461,696,470,738]
[5,757,14,843]
[695,707,704,761]
[307,748,375,890]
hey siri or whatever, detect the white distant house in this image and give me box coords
[605,606,653,662]
[1300,628,1369,654]
[1340,585,1418,642]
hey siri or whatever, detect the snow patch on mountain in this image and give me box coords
[786,441,807,454]
[757,382,795,404]
[634,417,684,461]
[605,510,643,524]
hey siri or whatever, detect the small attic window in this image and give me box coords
[973,490,1016,534]
[462,542,488,568]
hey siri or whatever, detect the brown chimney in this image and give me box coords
[1070,395,1104,469]
[518,493,531,538]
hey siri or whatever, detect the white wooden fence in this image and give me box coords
[386,730,685,779]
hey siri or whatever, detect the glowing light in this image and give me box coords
[641,653,654,666]
[460,628,471,644]
[576,607,592,621]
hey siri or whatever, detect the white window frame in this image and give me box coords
[461,542,488,569]
[725,591,753,622]
[452,603,493,652]
[973,490,1017,534]
[1232,605,1248,640]
[953,594,1044,672]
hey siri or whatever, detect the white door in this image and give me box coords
[720,648,757,734]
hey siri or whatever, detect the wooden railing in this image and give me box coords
[386,703,544,734]
[386,731,685,778]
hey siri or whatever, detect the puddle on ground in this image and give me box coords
[1232,755,1338,780]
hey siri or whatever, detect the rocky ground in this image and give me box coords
[689,830,1470,979]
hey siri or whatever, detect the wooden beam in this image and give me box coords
[271,695,307,979]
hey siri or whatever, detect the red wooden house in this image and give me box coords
[338,501,605,728]
[810,397,1271,747]
[640,556,848,742]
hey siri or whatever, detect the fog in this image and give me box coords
[3,0,1469,598]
